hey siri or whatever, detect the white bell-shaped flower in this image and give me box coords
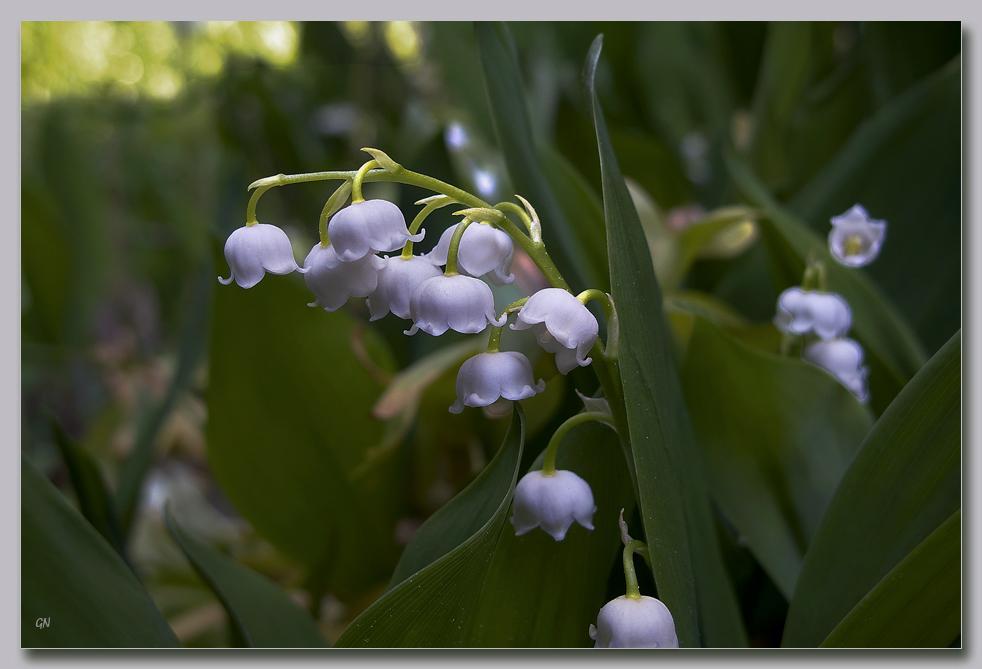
[589,595,680,648]
[829,204,887,267]
[366,255,443,321]
[328,199,424,263]
[510,469,596,541]
[449,351,546,414]
[427,222,515,284]
[775,287,851,340]
[512,288,599,374]
[218,223,305,289]
[303,243,383,312]
[803,337,869,401]
[406,274,507,336]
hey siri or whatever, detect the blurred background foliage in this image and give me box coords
[21,21,960,647]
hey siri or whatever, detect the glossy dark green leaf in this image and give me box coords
[117,264,214,534]
[789,57,960,356]
[206,256,398,599]
[725,149,925,414]
[821,508,960,648]
[680,318,873,599]
[584,35,746,648]
[335,406,525,647]
[164,509,328,648]
[476,21,602,294]
[470,420,636,647]
[782,330,960,647]
[48,416,128,564]
[22,456,180,648]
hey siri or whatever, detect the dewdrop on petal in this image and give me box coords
[428,222,515,284]
[512,288,599,374]
[218,223,306,289]
[510,470,596,541]
[449,351,545,414]
[302,243,383,312]
[367,255,443,320]
[589,596,680,648]
[828,204,886,267]
[327,199,424,262]
[775,287,851,340]
[406,274,506,336]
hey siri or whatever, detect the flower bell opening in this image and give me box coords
[828,204,886,267]
[218,223,305,289]
[510,469,596,541]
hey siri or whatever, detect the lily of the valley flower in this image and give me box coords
[449,351,545,413]
[303,243,383,312]
[775,287,851,340]
[427,222,515,284]
[803,337,869,401]
[366,255,443,321]
[511,288,599,374]
[328,199,424,262]
[589,596,680,649]
[218,223,306,289]
[829,204,887,267]
[510,470,596,541]
[406,274,507,336]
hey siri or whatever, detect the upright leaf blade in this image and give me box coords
[782,330,960,647]
[335,407,525,647]
[680,318,873,599]
[22,456,180,648]
[476,21,603,293]
[821,509,960,648]
[164,510,329,648]
[584,35,746,648]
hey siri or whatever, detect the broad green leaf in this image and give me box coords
[789,57,961,356]
[821,509,960,648]
[476,21,602,293]
[680,318,873,600]
[470,420,635,647]
[725,149,926,414]
[117,264,214,534]
[539,145,610,291]
[782,330,960,647]
[164,509,329,648]
[584,35,746,648]
[748,22,813,187]
[207,255,399,599]
[22,456,180,648]
[49,416,128,564]
[335,406,525,647]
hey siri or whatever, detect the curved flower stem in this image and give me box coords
[402,198,450,259]
[486,326,504,353]
[541,411,613,476]
[351,160,380,203]
[623,540,647,599]
[246,166,570,291]
[245,185,273,226]
[494,201,535,236]
[445,218,473,276]
[577,289,612,321]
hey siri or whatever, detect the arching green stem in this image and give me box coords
[351,160,380,203]
[541,411,612,476]
[486,326,504,353]
[245,185,272,226]
[402,198,450,259]
[577,289,613,321]
[623,539,646,599]
[445,218,473,276]
[318,201,333,246]
[495,201,535,237]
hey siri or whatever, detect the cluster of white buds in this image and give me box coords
[220,154,614,546]
[773,204,885,401]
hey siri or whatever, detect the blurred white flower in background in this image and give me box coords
[828,204,886,267]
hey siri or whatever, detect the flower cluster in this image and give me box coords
[773,204,886,401]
